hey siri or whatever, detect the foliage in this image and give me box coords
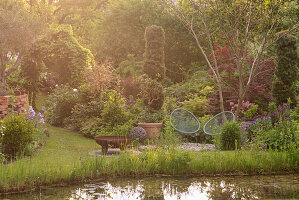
[0,1,45,95]
[195,115,213,143]
[182,95,209,117]
[0,125,298,193]
[101,90,130,126]
[118,55,143,99]
[143,25,166,81]
[45,85,80,126]
[158,120,182,146]
[19,57,45,110]
[220,121,241,151]
[139,76,164,112]
[80,90,136,137]
[65,100,102,131]
[118,54,144,78]
[81,118,135,138]
[80,118,102,138]
[35,27,95,88]
[0,152,4,164]
[230,101,259,121]
[94,0,202,82]
[165,0,283,115]
[84,64,118,98]
[208,46,275,114]
[247,103,298,151]
[0,115,35,157]
[272,34,298,107]
[130,127,147,142]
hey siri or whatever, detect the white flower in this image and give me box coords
[73,88,78,92]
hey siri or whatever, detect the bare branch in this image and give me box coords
[5,53,25,77]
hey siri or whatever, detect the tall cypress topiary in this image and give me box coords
[143,25,166,81]
[272,34,298,107]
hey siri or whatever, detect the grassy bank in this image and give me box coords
[0,126,298,194]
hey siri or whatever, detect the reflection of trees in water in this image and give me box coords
[7,175,298,199]
[70,176,298,200]
[206,181,259,200]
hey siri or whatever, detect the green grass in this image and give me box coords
[35,92,48,111]
[0,125,99,193]
[0,126,298,194]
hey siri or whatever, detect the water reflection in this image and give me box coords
[4,174,299,200]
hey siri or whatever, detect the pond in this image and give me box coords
[2,174,298,200]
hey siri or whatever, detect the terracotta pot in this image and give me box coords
[138,123,162,139]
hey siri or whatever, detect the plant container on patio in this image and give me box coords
[138,123,162,139]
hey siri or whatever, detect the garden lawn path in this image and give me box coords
[10,125,99,170]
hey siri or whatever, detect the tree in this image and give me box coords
[143,25,166,81]
[0,2,45,95]
[94,0,204,82]
[162,0,295,116]
[35,27,95,87]
[272,34,298,107]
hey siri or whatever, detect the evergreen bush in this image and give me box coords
[143,25,166,81]
[1,115,34,157]
[220,121,241,150]
[140,77,164,111]
[272,34,298,107]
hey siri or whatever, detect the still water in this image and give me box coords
[2,174,299,200]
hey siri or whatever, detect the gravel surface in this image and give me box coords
[90,143,215,157]
[139,143,215,151]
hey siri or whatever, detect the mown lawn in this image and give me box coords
[0,125,99,193]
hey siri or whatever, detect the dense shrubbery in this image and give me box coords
[1,115,34,157]
[220,121,241,150]
[0,106,46,158]
[45,85,80,126]
[246,103,298,151]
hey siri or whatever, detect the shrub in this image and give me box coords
[194,115,213,143]
[101,90,130,126]
[220,121,241,150]
[1,115,35,157]
[139,76,164,111]
[45,85,80,126]
[246,103,298,151]
[80,118,101,138]
[130,127,147,142]
[272,34,298,107]
[65,100,102,131]
[0,152,5,163]
[159,120,182,146]
[143,25,166,81]
[182,95,208,117]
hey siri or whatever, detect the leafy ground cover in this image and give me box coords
[0,126,298,195]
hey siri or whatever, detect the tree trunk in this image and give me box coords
[0,75,6,96]
[217,80,225,113]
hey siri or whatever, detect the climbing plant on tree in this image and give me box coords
[143,25,166,81]
[272,34,298,107]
